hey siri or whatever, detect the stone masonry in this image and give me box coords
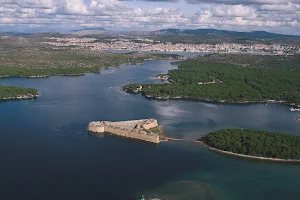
[88,119,160,144]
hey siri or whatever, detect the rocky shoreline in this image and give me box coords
[0,74,86,79]
[161,134,300,163]
[207,146,300,163]
[197,133,300,163]
[2,93,39,100]
[155,74,169,81]
[123,88,296,106]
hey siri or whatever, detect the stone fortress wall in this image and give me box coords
[88,119,160,144]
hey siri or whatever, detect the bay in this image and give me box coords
[0,53,299,200]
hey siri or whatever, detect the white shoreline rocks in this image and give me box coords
[2,93,39,100]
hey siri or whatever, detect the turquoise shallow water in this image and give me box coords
[0,53,300,200]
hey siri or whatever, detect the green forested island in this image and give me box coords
[202,129,300,160]
[124,54,300,106]
[0,84,38,100]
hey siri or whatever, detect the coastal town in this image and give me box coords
[44,37,300,54]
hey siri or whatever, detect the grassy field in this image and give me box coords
[149,126,164,135]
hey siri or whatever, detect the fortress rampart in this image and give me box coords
[88,119,160,144]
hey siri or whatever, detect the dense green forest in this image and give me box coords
[203,129,300,160]
[124,54,300,106]
[0,84,38,100]
[0,66,99,77]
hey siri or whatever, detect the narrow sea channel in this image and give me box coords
[0,52,299,200]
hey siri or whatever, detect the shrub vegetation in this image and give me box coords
[203,129,300,160]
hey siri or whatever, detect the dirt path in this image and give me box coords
[163,136,204,144]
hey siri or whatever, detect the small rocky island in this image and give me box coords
[155,74,169,81]
[88,118,165,144]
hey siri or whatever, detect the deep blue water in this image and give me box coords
[0,55,300,200]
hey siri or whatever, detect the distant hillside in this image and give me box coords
[1,32,69,38]
[2,32,34,36]
[146,29,300,45]
[71,27,106,32]
[157,29,300,39]
[71,27,110,36]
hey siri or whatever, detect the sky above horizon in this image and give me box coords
[1,0,300,35]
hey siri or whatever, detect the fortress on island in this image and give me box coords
[88,118,163,144]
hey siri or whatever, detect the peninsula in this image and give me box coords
[0,34,182,103]
[200,129,300,162]
[88,119,165,144]
[124,53,300,106]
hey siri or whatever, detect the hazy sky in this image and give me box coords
[1,0,300,34]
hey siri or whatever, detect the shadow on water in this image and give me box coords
[88,131,159,148]
[88,131,105,138]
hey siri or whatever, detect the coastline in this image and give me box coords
[0,56,181,79]
[1,92,39,101]
[124,89,296,107]
[0,74,86,79]
[207,146,300,163]
[0,55,181,104]
[163,135,300,163]
[162,134,300,163]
